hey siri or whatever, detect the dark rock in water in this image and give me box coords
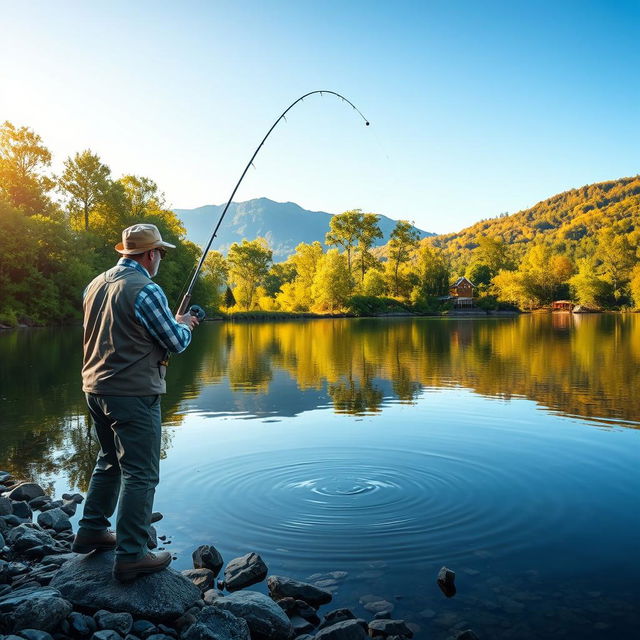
[314,619,367,640]
[60,501,77,517]
[436,566,456,598]
[68,612,96,636]
[11,501,33,520]
[182,606,249,640]
[192,545,224,577]
[8,526,58,553]
[211,591,293,640]
[7,483,46,503]
[202,589,224,605]
[1,514,25,527]
[0,472,13,484]
[37,509,72,533]
[62,494,84,505]
[145,635,174,640]
[39,501,63,513]
[363,600,393,615]
[368,619,414,638]
[29,497,52,511]
[150,512,163,524]
[0,585,72,633]
[0,497,12,516]
[92,631,123,640]
[130,620,157,638]
[224,553,268,592]
[290,616,315,635]
[267,575,332,607]
[94,611,133,636]
[156,623,177,638]
[181,569,216,593]
[49,551,200,621]
[17,629,54,640]
[455,631,480,640]
[7,561,31,576]
[174,613,197,635]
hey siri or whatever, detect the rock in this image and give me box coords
[203,589,224,605]
[174,613,197,635]
[7,483,46,503]
[277,599,320,626]
[367,619,413,638]
[95,611,133,636]
[0,497,12,516]
[62,494,84,504]
[150,512,163,524]
[17,630,54,640]
[68,612,96,636]
[0,472,13,484]
[92,632,123,640]
[7,561,30,575]
[181,569,216,593]
[192,546,224,577]
[223,553,268,592]
[49,551,200,621]
[455,631,480,640]
[28,497,52,511]
[130,621,157,638]
[319,609,356,630]
[294,636,314,640]
[182,607,249,640]
[41,554,76,567]
[156,623,177,637]
[60,502,77,517]
[0,585,10,597]
[267,575,332,607]
[315,619,368,640]
[0,585,72,633]
[0,514,24,527]
[11,502,33,520]
[145,635,173,640]
[363,601,393,615]
[37,509,72,533]
[211,591,293,640]
[437,566,456,598]
[7,526,58,553]
[290,616,315,635]
[39,501,63,513]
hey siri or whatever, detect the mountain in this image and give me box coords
[174,197,434,259]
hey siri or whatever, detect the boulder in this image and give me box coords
[94,611,133,636]
[39,501,63,512]
[315,619,367,640]
[192,546,224,577]
[17,630,54,640]
[267,576,332,607]
[37,509,72,533]
[182,607,250,640]
[0,585,72,633]
[49,551,200,621]
[436,566,456,598]
[224,553,268,592]
[0,497,12,516]
[318,609,356,630]
[212,591,293,640]
[6,525,57,553]
[455,631,480,640]
[11,501,33,520]
[92,632,123,640]
[367,619,413,638]
[363,601,393,615]
[7,483,45,502]
[68,612,97,636]
[60,501,78,517]
[0,472,13,484]
[62,493,84,504]
[277,599,320,626]
[290,616,315,635]
[28,497,52,511]
[131,620,157,638]
[182,569,217,593]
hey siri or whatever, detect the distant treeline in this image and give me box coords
[1,121,639,326]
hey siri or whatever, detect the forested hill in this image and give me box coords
[175,198,434,259]
[431,175,640,268]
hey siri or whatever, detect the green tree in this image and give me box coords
[595,230,636,302]
[569,259,611,308]
[59,150,112,231]
[355,213,383,283]
[199,250,227,313]
[630,263,640,309]
[413,244,450,299]
[227,238,273,310]
[311,249,355,311]
[325,209,363,274]
[387,220,420,296]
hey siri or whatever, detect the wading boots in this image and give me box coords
[113,551,172,582]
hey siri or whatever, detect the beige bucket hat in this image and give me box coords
[115,224,176,255]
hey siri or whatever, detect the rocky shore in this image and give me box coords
[0,472,478,640]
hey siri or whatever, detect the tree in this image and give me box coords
[355,213,383,283]
[325,209,363,274]
[569,259,611,308]
[413,244,450,299]
[474,235,514,273]
[387,220,420,296]
[0,121,54,216]
[199,250,227,312]
[311,249,355,312]
[59,150,112,231]
[227,238,272,310]
[263,261,297,298]
[630,263,640,309]
[595,230,636,301]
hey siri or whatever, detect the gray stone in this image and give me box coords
[268,575,332,607]
[363,601,393,615]
[212,591,292,640]
[41,553,76,567]
[319,609,356,630]
[62,494,84,504]
[290,616,315,635]
[314,619,367,640]
[145,635,174,640]
[68,612,96,636]
[37,509,72,533]
[181,569,216,593]
[0,514,24,527]
[367,620,414,638]
[60,501,78,517]
[455,631,480,640]
[7,483,46,503]
[182,607,249,640]
[0,472,13,484]
[437,566,456,598]
[17,629,54,640]
[131,620,157,638]
[39,501,63,512]
[0,585,72,633]
[28,497,52,511]
[49,551,200,621]
[11,502,33,520]
[277,599,320,626]
[92,632,122,640]
[223,553,268,592]
[6,525,58,553]
[192,546,224,577]
[95,611,133,636]
[0,497,12,516]
[203,589,224,605]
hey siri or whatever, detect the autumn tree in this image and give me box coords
[325,209,363,274]
[199,250,228,312]
[227,238,273,310]
[311,249,355,312]
[595,230,636,301]
[355,213,383,283]
[412,244,450,299]
[387,220,420,295]
[569,259,611,308]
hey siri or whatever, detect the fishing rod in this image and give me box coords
[177,90,370,320]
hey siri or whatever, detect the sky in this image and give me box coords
[1,0,638,233]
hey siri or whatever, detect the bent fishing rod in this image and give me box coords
[176,90,370,320]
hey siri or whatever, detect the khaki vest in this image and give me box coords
[82,265,166,395]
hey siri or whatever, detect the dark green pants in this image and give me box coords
[79,393,161,561]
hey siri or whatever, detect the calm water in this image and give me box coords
[1,315,639,639]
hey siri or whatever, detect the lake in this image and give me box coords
[1,314,639,639]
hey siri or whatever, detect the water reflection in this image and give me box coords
[1,314,639,487]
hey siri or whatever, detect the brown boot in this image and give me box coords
[113,551,172,582]
[71,529,117,554]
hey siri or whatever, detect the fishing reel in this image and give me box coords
[189,304,206,321]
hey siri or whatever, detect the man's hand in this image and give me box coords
[175,312,200,330]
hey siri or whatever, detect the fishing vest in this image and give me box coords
[82,265,167,396]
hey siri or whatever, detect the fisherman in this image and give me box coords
[72,223,200,582]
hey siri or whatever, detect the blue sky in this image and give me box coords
[1,0,638,233]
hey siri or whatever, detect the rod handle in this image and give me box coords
[177,293,192,316]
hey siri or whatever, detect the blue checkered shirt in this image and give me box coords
[114,258,192,353]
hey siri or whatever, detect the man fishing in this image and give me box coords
[72,223,200,582]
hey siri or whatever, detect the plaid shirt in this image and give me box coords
[116,258,192,353]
